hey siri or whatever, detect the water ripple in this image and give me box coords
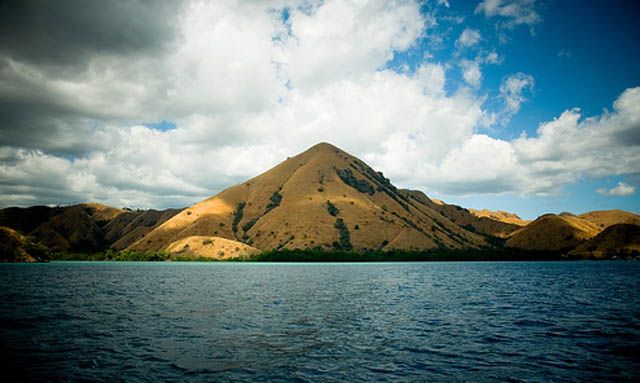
[0,261,639,382]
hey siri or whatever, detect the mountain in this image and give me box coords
[0,204,181,253]
[103,208,183,250]
[0,226,49,262]
[506,213,601,252]
[468,209,529,227]
[128,142,492,253]
[569,224,640,258]
[410,194,523,239]
[2,142,637,259]
[578,210,640,230]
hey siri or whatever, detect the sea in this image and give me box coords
[1,261,638,382]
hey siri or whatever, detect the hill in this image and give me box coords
[469,209,529,226]
[166,236,260,260]
[408,193,522,239]
[578,210,640,230]
[506,213,600,252]
[129,143,494,253]
[2,142,637,260]
[569,224,640,259]
[0,226,49,262]
[0,204,181,253]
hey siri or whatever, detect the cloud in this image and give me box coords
[412,86,640,196]
[499,72,535,120]
[483,51,502,64]
[557,49,572,59]
[597,182,636,196]
[475,0,541,30]
[0,1,182,68]
[279,0,425,90]
[460,59,482,87]
[456,28,481,48]
[0,0,639,209]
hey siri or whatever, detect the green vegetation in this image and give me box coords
[49,249,243,262]
[0,227,50,262]
[51,249,170,261]
[266,191,283,212]
[337,168,375,195]
[232,202,246,235]
[252,248,569,262]
[39,246,620,263]
[333,218,352,251]
[242,218,258,233]
[326,200,339,216]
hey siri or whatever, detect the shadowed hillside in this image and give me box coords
[570,224,640,258]
[469,209,529,227]
[0,204,181,253]
[403,191,523,239]
[0,226,49,262]
[506,213,600,252]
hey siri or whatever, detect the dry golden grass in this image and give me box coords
[506,214,599,251]
[403,190,521,239]
[128,142,490,253]
[578,210,640,230]
[469,209,529,226]
[166,236,260,260]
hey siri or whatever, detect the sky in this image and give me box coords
[0,0,639,220]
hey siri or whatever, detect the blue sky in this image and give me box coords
[386,0,640,218]
[0,0,638,219]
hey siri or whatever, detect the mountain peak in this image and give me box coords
[298,142,346,160]
[308,141,341,152]
[129,143,490,253]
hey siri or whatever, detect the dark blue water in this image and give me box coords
[1,261,639,382]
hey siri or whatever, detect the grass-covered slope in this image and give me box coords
[128,142,491,253]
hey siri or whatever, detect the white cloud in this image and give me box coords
[499,72,534,120]
[475,0,540,30]
[597,182,636,196]
[1,0,639,209]
[456,28,481,48]
[280,0,425,90]
[483,51,502,64]
[460,59,482,87]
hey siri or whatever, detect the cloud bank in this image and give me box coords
[0,0,638,209]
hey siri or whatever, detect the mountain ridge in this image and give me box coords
[1,142,638,260]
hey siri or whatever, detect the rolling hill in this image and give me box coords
[0,204,181,253]
[578,210,640,230]
[506,213,601,252]
[0,226,49,262]
[569,224,640,258]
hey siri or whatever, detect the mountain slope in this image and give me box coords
[129,143,490,253]
[0,226,49,262]
[578,210,640,230]
[506,213,600,252]
[405,192,522,239]
[0,204,181,253]
[469,209,529,227]
[569,224,640,258]
[104,208,183,250]
[166,236,260,260]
